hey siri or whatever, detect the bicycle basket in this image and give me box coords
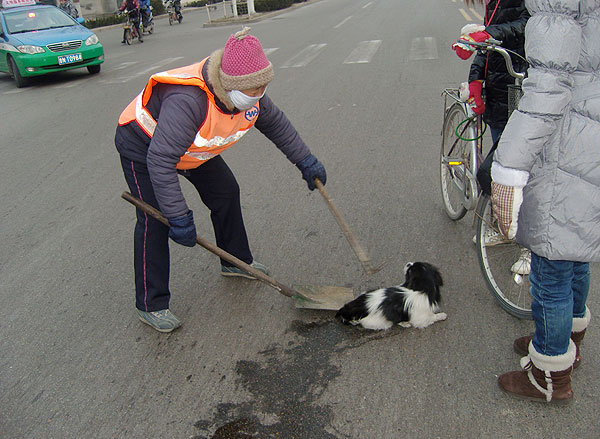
[507,84,523,117]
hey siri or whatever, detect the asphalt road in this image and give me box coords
[1,0,598,438]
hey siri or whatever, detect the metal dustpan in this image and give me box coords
[121,192,355,311]
[292,284,355,310]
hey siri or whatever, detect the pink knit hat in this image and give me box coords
[219,27,274,91]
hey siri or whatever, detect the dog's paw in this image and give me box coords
[435,312,448,322]
[398,321,412,328]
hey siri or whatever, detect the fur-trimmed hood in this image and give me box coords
[205,49,236,112]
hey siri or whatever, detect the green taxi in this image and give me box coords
[0,0,104,87]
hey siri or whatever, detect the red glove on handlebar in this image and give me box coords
[468,80,485,115]
[452,30,491,60]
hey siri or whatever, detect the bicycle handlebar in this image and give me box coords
[458,39,526,81]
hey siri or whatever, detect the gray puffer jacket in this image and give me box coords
[492,0,600,262]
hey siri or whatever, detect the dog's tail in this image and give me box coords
[335,296,368,325]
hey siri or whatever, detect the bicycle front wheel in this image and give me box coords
[475,194,533,319]
[440,102,475,220]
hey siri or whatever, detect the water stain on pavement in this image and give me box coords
[192,319,401,439]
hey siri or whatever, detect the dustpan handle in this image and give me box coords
[121,191,302,299]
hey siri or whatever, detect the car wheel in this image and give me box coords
[87,65,101,74]
[8,56,27,88]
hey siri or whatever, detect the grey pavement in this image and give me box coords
[1,0,598,438]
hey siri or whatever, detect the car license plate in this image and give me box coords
[57,53,83,65]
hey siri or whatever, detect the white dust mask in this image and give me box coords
[227,88,266,111]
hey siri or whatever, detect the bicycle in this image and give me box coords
[120,10,143,45]
[164,0,182,25]
[440,38,532,319]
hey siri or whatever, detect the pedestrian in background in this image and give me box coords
[58,0,79,19]
[115,28,326,333]
[491,0,599,404]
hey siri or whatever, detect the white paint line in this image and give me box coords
[362,1,373,8]
[459,8,472,20]
[343,40,382,64]
[469,8,483,21]
[409,37,438,60]
[263,48,279,56]
[280,43,327,68]
[108,61,139,72]
[334,15,352,29]
[113,56,185,82]
[4,88,27,94]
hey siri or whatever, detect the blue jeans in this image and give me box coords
[530,252,590,356]
[490,126,503,145]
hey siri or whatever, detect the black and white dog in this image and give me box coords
[335,262,446,330]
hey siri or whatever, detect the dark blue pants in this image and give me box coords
[120,155,253,312]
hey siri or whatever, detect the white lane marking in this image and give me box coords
[280,44,327,68]
[263,48,279,56]
[343,40,382,64]
[104,56,184,83]
[55,78,92,89]
[459,8,471,20]
[4,88,28,94]
[469,8,483,21]
[108,61,139,72]
[409,37,438,60]
[334,15,352,29]
[362,1,373,8]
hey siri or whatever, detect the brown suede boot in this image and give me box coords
[499,340,576,404]
[514,308,590,369]
[514,331,585,369]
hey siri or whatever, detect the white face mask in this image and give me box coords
[227,88,266,111]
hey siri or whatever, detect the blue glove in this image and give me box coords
[296,154,327,191]
[168,210,196,247]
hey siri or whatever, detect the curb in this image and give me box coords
[90,0,322,33]
[201,0,323,28]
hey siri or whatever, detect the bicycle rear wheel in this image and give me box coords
[475,194,533,319]
[440,102,476,220]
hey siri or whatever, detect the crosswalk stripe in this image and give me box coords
[334,16,352,29]
[458,8,472,20]
[343,40,382,64]
[469,7,483,20]
[280,43,327,68]
[409,37,438,60]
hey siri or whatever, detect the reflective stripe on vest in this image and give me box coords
[117,58,259,170]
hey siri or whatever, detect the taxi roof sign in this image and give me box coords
[2,0,37,7]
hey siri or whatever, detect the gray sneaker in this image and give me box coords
[221,261,270,279]
[137,309,182,333]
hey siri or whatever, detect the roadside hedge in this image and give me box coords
[83,0,165,29]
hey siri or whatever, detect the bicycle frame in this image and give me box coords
[441,88,482,211]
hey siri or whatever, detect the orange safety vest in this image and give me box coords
[118,57,260,170]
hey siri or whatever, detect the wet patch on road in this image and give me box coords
[192,319,402,439]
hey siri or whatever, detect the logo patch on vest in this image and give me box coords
[245,105,259,121]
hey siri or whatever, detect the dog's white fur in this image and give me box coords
[336,262,447,330]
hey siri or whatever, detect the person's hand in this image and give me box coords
[296,154,326,191]
[468,80,485,115]
[168,210,197,247]
[452,24,491,60]
[491,182,523,239]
